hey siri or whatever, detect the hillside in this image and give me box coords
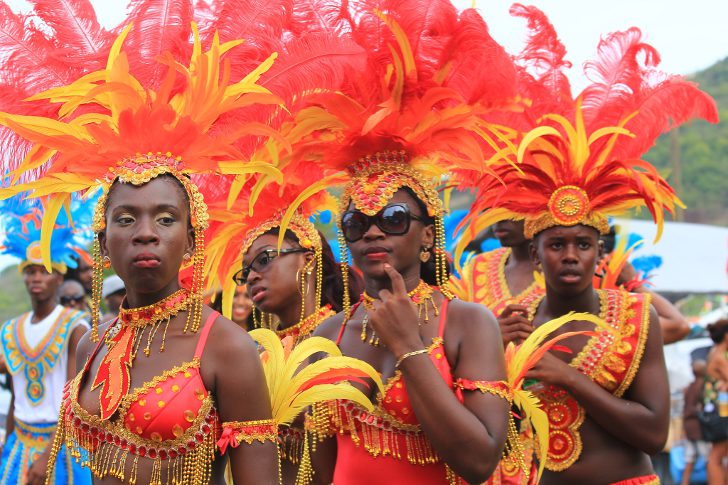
[646,56,728,225]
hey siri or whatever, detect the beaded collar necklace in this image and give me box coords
[359,280,437,346]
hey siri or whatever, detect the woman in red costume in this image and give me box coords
[205,157,363,484]
[459,6,718,483]
[0,24,284,485]
[290,1,533,482]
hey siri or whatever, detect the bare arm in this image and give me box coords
[400,301,509,483]
[208,316,279,485]
[528,306,669,454]
[371,266,509,484]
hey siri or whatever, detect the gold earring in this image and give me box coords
[102,256,111,269]
[419,247,431,263]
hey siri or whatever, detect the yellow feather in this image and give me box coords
[40,194,70,272]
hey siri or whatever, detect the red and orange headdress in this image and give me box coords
[0,23,283,339]
[460,5,718,245]
[282,1,523,312]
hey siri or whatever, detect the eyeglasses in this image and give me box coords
[340,203,424,242]
[60,295,85,305]
[233,248,310,285]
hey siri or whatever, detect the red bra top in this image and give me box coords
[69,311,220,451]
[336,298,454,426]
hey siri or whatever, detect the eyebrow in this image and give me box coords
[110,204,183,214]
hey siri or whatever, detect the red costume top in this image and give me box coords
[530,289,652,472]
[322,299,464,484]
[58,312,221,485]
[455,248,544,316]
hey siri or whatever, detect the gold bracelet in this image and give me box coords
[395,348,428,368]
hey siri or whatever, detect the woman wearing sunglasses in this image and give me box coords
[300,3,526,483]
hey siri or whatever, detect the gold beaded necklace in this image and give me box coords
[106,288,191,357]
[359,280,437,346]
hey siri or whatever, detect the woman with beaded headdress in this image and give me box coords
[0,194,93,485]
[0,20,287,484]
[204,149,364,484]
[457,9,718,483]
[288,1,544,483]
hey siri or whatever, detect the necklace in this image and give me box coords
[359,280,437,346]
[106,288,190,356]
[275,304,335,343]
[94,288,192,420]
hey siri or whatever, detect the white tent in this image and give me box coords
[614,218,728,294]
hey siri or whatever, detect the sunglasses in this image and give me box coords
[60,295,85,305]
[340,203,424,242]
[233,248,310,285]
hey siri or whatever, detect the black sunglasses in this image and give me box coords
[233,248,310,285]
[60,295,85,305]
[340,203,424,243]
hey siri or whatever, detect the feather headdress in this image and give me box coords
[0,191,97,274]
[459,5,718,245]
[0,21,286,339]
[278,0,523,312]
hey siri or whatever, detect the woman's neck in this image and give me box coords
[277,278,319,330]
[124,281,183,309]
[508,241,532,263]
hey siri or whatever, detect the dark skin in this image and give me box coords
[73,177,278,484]
[243,233,316,484]
[0,265,85,485]
[525,225,669,485]
[244,233,316,331]
[491,220,538,346]
[313,189,509,484]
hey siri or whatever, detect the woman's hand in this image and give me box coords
[367,264,425,358]
[525,352,577,389]
[497,304,533,346]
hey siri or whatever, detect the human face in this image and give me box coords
[493,219,527,247]
[345,189,434,280]
[231,286,253,325]
[243,233,313,313]
[59,280,86,311]
[531,224,603,296]
[76,258,93,294]
[99,177,193,299]
[22,265,62,303]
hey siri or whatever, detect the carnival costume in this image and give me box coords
[285,1,555,483]
[0,195,91,485]
[456,5,718,482]
[0,12,293,482]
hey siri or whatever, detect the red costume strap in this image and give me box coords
[217,418,278,454]
[194,311,219,359]
[83,318,116,373]
[437,298,450,339]
[609,474,659,485]
[336,302,361,346]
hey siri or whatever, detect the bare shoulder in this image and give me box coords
[445,298,499,336]
[204,307,259,361]
[75,319,114,368]
[314,311,346,342]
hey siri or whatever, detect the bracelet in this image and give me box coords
[395,348,428,368]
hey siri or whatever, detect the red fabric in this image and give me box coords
[609,474,659,485]
[333,299,462,484]
[121,312,218,441]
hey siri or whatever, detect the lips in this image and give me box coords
[362,246,390,260]
[132,253,161,268]
[558,269,582,283]
[250,285,267,303]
